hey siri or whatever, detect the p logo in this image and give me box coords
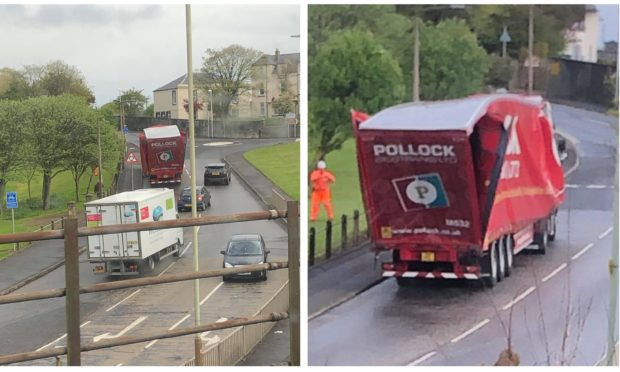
[393,173,449,211]
[158,150,173,162]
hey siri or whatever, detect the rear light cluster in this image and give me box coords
[128,264,138,272]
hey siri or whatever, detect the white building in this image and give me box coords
[563,5,600,63]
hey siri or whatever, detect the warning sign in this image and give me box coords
[126,151,138,163]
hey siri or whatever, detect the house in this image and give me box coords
[598,41,618,64]
[152,49,300,120]
[562,5,600,63]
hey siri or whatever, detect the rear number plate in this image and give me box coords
[421,252,435,262]
[212,172,220,176]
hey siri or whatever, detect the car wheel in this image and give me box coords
[261,270,268,281]
[222,276,229,282]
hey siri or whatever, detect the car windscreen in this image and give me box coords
[207,166,225,170]
[227,240,262,255]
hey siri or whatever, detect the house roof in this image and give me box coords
[154,73,209,92]
[253,52,300,69]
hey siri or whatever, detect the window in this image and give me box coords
[260,102,265,115]
[155,112,160,118]
[258,83,265,96]
[172,90,177,105]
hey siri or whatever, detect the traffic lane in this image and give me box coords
[425,220,613,366]
[309,205,613,366]
[552,104,617,158]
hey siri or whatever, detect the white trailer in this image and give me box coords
[85,188,184,275]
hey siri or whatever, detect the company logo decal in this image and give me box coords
[140,206,149,220]
[152,206,164,221]
[392,173,449,211]
[374,144,455,157]
[158,150,173,162]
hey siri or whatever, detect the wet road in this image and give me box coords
[309,103,617,366]
[0,135,293,366]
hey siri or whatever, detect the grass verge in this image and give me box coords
[244,141,300,201]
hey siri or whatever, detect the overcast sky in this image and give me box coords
[597,4,619,47]
[0,4,300,105]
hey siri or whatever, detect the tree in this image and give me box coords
[39,61,95,104]
[144,103,154,117]
[114,88,149,117]
[0,100,26,215]
[419,19,489,100]
[200,45,262,117]
[0,68,29,100]
[272,91,296,116]
[309,30,405,162]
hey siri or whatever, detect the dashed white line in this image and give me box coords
[94,316,147,342]
[599,227,613,240]
[572,243,594,261]
[200,282,224,305]
[158,262,176,277]
[116,363,123,367]
[502,286,536,311]
[180,242,192,257]
[450,319,490,343]
[106,289,142,312]
[542,263,567,283]
[36,321,91,351]
[565,184,580,189]
[170,314,192,330]
[408,351,437,366]
[586,185,607,189]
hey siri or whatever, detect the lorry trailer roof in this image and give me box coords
[359,94,543,135]
[85,188,172,204]
[143,125,181,139]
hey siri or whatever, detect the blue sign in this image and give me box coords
[124,125,129,134]
[6,192,17,209]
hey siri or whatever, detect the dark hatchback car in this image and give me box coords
[221,234,269,281]
[204,163,231,185]
[177,186,211,212]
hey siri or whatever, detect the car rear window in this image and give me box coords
[207,166,225,170]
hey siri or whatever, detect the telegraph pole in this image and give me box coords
[607,140,619,365]
[412,14,420,102]
[528,5,534,94]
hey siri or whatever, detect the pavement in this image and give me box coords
[0,138,293,366]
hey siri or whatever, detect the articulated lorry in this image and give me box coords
[85,188,184,276]
[352,94,565,287]
[139,125,187,185]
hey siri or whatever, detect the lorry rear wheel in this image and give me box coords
[504,235,514,277]
[497,240,506,282]
[535,221,548,255]
[139,257,156,274]
[548,213,557,242]
[482,243,498,287]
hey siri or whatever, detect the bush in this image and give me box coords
[486,54,516,89]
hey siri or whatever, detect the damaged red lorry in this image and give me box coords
[138,124,187,186]
[352,94,565,287]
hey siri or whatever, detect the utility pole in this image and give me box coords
[97,120,103,198]
[412,14,420,102]
[607,141,619,366]
[185,4,203,366]
[528,5,534,95]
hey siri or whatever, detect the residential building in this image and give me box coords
[598,41,618,64]
[152,49,300,120]
[562,5,600,63]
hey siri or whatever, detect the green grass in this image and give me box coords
[308,139,367,259]
[244,142,300,201]
[0,168,115,260]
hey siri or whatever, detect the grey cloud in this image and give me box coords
[1,5,162,27]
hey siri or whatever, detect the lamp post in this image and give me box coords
[208,89,213,137]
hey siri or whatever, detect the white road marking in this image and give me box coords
[94,316,147,342]
[116,363,123,367]
[587,118,612,126]
[565,184,580,189]
[502,286,536,311]
[202,335,220,347]
[450,319,490,343]
[572,243,594,261]
[106,289,142,312]
[145,313,192,349]
[36,321,91,351]
[158,262,176,277]
[599,227,613,240]
[408,351,437,366]
[200,282,224,305]
[199,317,228,341]
[180,242,192,257]
[586,185,607,189]
[204,141,234,147]
[542,263,567,283]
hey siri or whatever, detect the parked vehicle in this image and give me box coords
[220,234,269,281]
[177,186,211,212]
[352,94,565,287]
[85,188,184,276]
[204,163,231,185]
[139,125,187,186]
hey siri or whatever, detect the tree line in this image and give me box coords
[309,4,586,162]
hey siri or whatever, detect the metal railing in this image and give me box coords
[0,200,300,366]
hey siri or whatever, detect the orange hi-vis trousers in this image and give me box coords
[310,190,334,221]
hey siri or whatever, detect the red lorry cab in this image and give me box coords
[352,94,564,286]
[138,125,187,185]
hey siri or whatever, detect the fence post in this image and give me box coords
[287,201,300,366]
[309,227,316,266]
[51,219,55,230]
[194,336,204,366]
[341,214,348,250]
[325,220,332,259]
[64,202,81,365]
[353,210,360,246]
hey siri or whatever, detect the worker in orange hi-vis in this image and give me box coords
[310,160,336,222]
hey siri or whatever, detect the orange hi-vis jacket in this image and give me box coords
[310,169,336,192]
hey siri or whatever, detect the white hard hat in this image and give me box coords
[317,160,327,169]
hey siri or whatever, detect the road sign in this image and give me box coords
[126,151,138,163]
[6,192,17,209]
[124,125,129,134]
[499,26,511,43]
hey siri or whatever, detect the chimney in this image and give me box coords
[274,49,280,74]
